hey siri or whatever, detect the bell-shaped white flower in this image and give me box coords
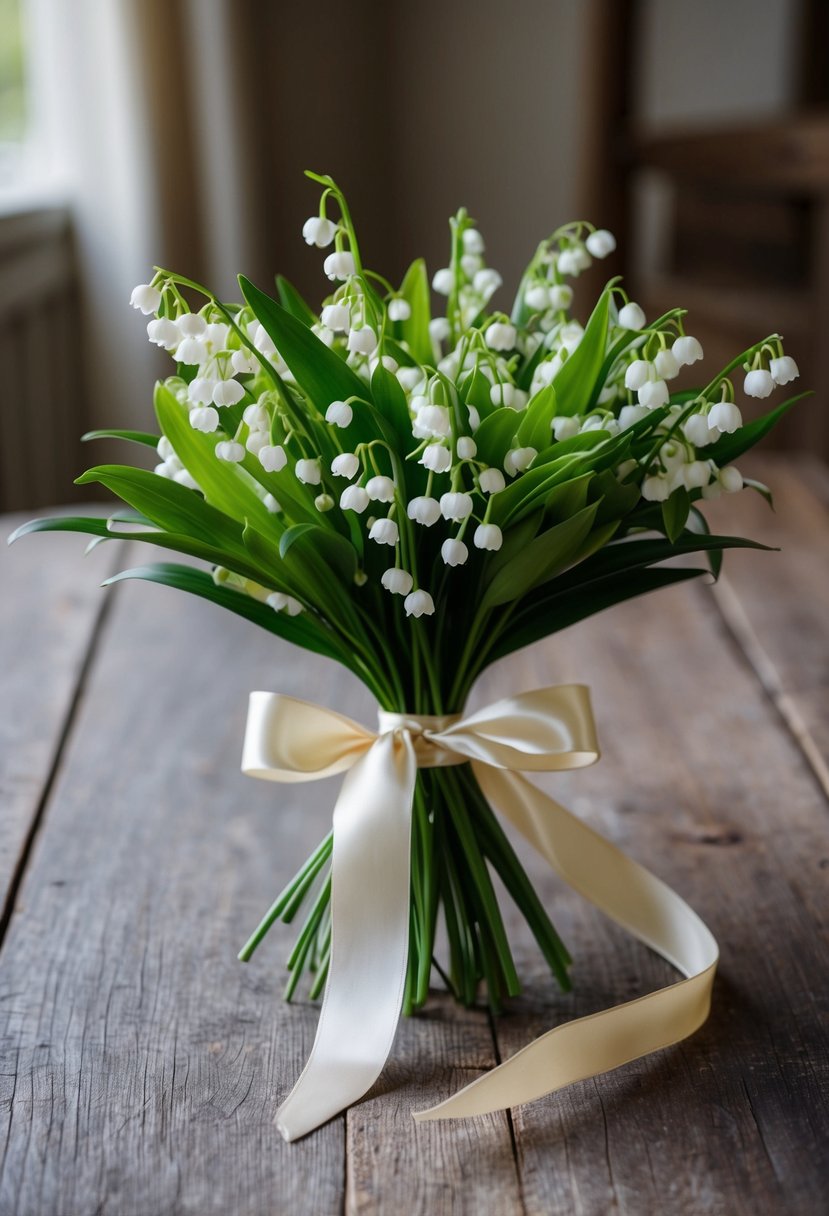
[246,431,269,455]
[324,251,356,281]
[176,313,207,338]
[585,229,616,258]
[212,379,245,407]
[331,452,359,479]
[552,415,580,440]
[231,348,259,375]
[326,400,353,428]
[173,468,200,491]
[258,444,287,473]
[267,591,303,616]
[548,284,573,310]
[264,493,280,513]
[474,523,503,551]
[557,246,591,276]
[672,335,704,366]
[440,491,473,522]
[420,444,451,473]
[381,567,413,595]
[387,297,411,322]
[456,436,477,459]
[189,406,219,433]
[460,253,483,279]
[490,383,527,411]
[189,376,216,405]
[347,326,377,355]
[441,538,469,566]
[618,403,649,430]
[769,355,799,385]
[296,458,322,486]
[744,369,774,398]
[708,400,743,433]
[467,405,481,432]
[397,366,426,392]
[404,589,435,618]
[432,268,454,295]
[525,284,550,312]
[638,379,670,409]
[428,317,451,344]
[366,475,395,502]
[407,496,441,526]
[215,440,245,463]
[479,467,505,494]
[302,215,337,247]
[413,404,451,439]
[719,464,743,493]
[618,301,646,330]
[147,318,180,350]
[319,303,348,332]
[654,349,680,380]
[157,436,175,460]
[462,228,485,254]
[252,324,276,356]
[340,484,369,512]
[683,460,711,490]
[243,402,269,430]
[504,447,537,475]
[176,337,207,365]
[474,268,503,298]
[559,322,584,352]
[682,413,716,447]
[701,480,722,500]
[641,474,670,502]
[369,517,399,545]
[486,321,517,351]
[130,283,161,314]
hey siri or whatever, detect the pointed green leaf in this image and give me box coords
[275,274,317,326]
[484,501,601,606]
[82,428,160,448]
[398,259,432,364]
[661,486,690,542]
[551,287,611,416]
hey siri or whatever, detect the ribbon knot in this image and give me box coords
[242,684,718,1143]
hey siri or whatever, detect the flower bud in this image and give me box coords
[189,406,219,433]
[719,465,743,493]
[302,215,337,247]
[743,369,774,399]
[585,229,616,258]
[456,436,477,459]
[326,400,353,428]
[486,322,517,351]
[467,405,481,432]
[404,589,435,618]
[331,452,359,479]
[315,494,334,512]
[440,492,473,522]
[474,523,503,551]
[264,493,281,513]
[441,538,469,566]
[130,283,161,314]
[683,460,711,490]
[421,444,452,473]
[462,228,485,254]
[381,567,413,595]
[769,355,799,385]
[369,517,399,545]
[215,441,245,463]
[429,317,451,343]
[295,459,322,486]
[323,251,356,281]
[557,246,591,276]
[212,379,245,407]
[388,298,411,322]
[340,485,370,512]
[407,496,441,526]
[460,253,483,279]
[672,335,704,366]
[432,268,454,295]
[479,468,505,494]
[258,444,287,473]
[708,400,742,434]
[618,301,646,331]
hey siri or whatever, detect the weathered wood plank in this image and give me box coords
[473,555,829,1213]
[0,514,116,911]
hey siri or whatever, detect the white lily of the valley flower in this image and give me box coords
[188,376,216,405]
[552,415,580,440]
[381,567,413,595]
[212,379,245,407]
[719,465,743,493]
[324,251,356,280]
[461,253,483,279]
[413,404,451,439]
[231,348,259,375]
[770,355,799,385]
[295,458,322,486]
[331,452,359,479]
[486,321,517,351]
[421,444,452,473]
[204,322,229,351]
[467,405,481,432]
[456,436,477,459]
[176,313,207,338]
[504,446,537,475]
[258,444,287,473]
[683,460,711,490]
[473,268,503,298]
[302,215,337,247]
[252,324,276,356]
[618,403,649,430]
[654,349,680,380]
[557,246,591,276]
[369,517,399,545]
[708,400,743,433]
[366,475,395,503]
[462,228,485,254]
[440,492,473,522]
[347,326,377,355]
[157,436,175,460]
[638,379,670,409]
[624,360,654,391]
[404,589,435,618]
[479,467,505,494]
[246,431,269,455]
[549,284,573,310]
[388,298,411,321]
[189,406,219,433]
[682,413,716,447]
[243,402,269,430]
[618,301,646,330]
[147,318,180,350]
[585,229,616,258]
[175,337,207,365]
[340,484,369,512]
[130,283,161,314]
[326,400,353,428]
[525,284,550,311]
[744,369,774,398]
[321,303,350,332]
[672,335,704,365]
[397,366,427,392]
[215,441,245,463]
[428,317,451,344]
[490,383,527,411]
[314,493,334,512]
[641,474,670,501]
[407,496,441,526]
[173,469,200,491]
[267,592,303,616]
[474,523,503,551]
[432,268,454,295]
[441,538,468,566]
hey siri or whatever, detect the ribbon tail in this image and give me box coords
[276,732,417,1141]
[414,765,718,1122]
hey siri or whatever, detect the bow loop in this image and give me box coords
[242,692,375,783]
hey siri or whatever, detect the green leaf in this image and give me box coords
[551,287,611,416]
[486,508,543,577]
[483,501,601,607]
[661,486,690,542]
[240,275,365,411]
[370,363,413,449]
[516,385,557,450]
[277,522,357,585]
[82,429,159,448]
[705,391,810,465]
[544,472,594,523]
[687,506,721,578]
[743,477,774,508]
[275,274,317,326]
[587,468,641,524]
[474,409,520,468]
[398,259,432,364]
[459,367,498,420]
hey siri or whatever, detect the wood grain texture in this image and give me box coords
[1,456,827,1214]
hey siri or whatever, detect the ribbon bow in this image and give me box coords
[242,685,718,1142]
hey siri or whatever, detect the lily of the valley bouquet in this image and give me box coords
[16,172,803,1139]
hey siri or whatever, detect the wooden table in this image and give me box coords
[1,455,827,1215]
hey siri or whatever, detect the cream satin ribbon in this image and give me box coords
[242,685,718,1142]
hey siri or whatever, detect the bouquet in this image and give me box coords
[13,171,803,1137]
